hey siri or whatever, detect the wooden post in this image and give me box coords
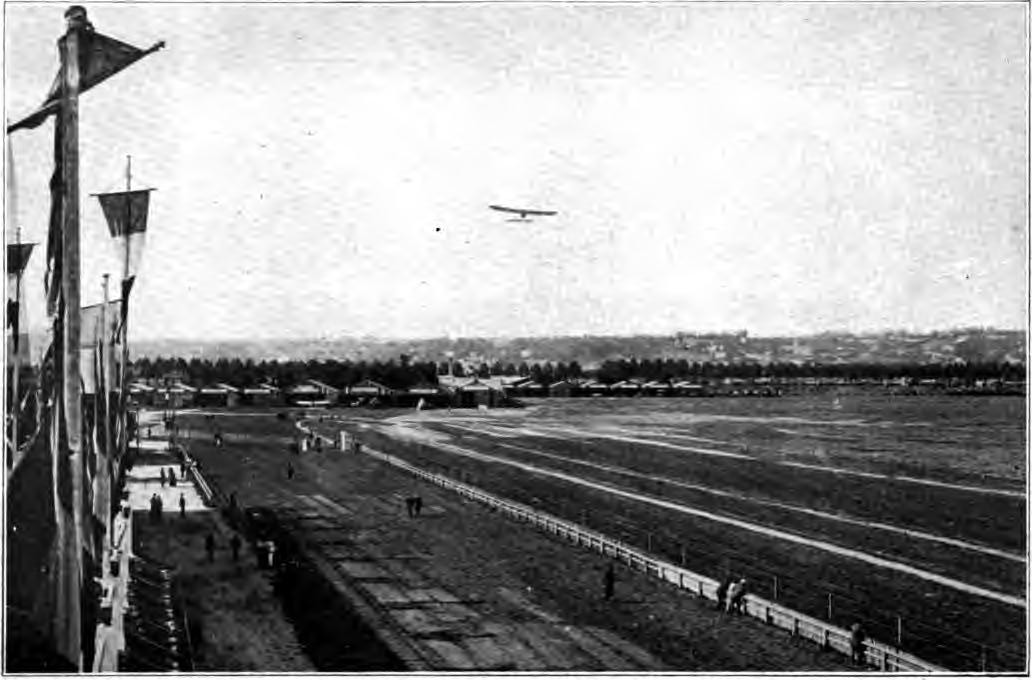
[980,644,987,672]
[826,593,832,621]
[680,545,686,566]
[896,615,903,647]
[772,575,778,600]
[60,11,85,670]
[646,532,652,552]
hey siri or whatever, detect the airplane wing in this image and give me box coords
[489,205,558,216]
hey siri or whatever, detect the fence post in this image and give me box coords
[647,532,653,552]
[772,575,778,600]
[896,616,902,648]
[980,645,987,672]
[826,593,832,621]
[680,545,686,566]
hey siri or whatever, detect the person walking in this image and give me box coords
[204,533,216,563]
[155,494,164,522]
[159,468,166,487]
[168,467,177,487]
[230,534,242,563]
[414,496,423,517]
[179,493,186,520]
[850,623,866,665]
[715,575,733,612]
[603,563,616,600]
[405,497,415,518]
[287,462,295,480]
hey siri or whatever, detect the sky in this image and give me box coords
[4,1,1029,341]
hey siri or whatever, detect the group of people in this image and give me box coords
[147,493,164,523]
[404,496,424,517]
[159,466,179,488]
[715,576,749,614]
[204,532,243,564]
[149,492,188,521]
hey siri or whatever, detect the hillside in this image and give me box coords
[126,329,1026,367]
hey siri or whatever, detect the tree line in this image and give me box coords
[594,358,1025,384]
[132,354,1023,389]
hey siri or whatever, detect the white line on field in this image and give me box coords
[378,424,1025,609]
[532,424,1025,499]
[442,422,1025,564]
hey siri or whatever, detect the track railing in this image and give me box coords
[334,433,948,674]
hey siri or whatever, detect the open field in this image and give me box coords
[298,394,1026,671]
[175,409,853,671]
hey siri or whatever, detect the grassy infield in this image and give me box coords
[176,410,851,672]
[310,394,1026,671]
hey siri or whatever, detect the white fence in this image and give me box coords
[347,439,948,673]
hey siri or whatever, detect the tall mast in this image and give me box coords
[59,10,85,667]
[11,127,22,467]
[121,156,131,457]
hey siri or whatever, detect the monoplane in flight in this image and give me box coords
[489,204,559,223]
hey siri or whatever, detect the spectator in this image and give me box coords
[159,468,166,487]
[715,575,733,611]
[179,493,186,519]
[850,623,866,665]
[727,578,748,614]
[168,467,177,487]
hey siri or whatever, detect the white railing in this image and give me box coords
[347,439,947,674]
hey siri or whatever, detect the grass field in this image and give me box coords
[299,394,1025,671]
[175,409,852,671]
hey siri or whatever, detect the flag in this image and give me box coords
[6,130,36,359]
[78,300,118,394]
[98,191,150,280]
[6,244,35,360]
[7,30,165,134]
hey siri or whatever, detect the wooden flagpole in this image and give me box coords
[59,7,85,670]
[121,157,131,457]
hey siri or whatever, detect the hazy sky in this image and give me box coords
[5,2,1028,340]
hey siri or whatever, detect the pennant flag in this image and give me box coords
[7,30,165,133]
[78,301,119,395]
[7,242,36,274]
[98,191,150,280]
[44,121,63,316]
[7,244,37,359]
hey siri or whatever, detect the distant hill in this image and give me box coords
[127,329,1026,368]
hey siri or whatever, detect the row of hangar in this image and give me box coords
[128,375,780,410]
